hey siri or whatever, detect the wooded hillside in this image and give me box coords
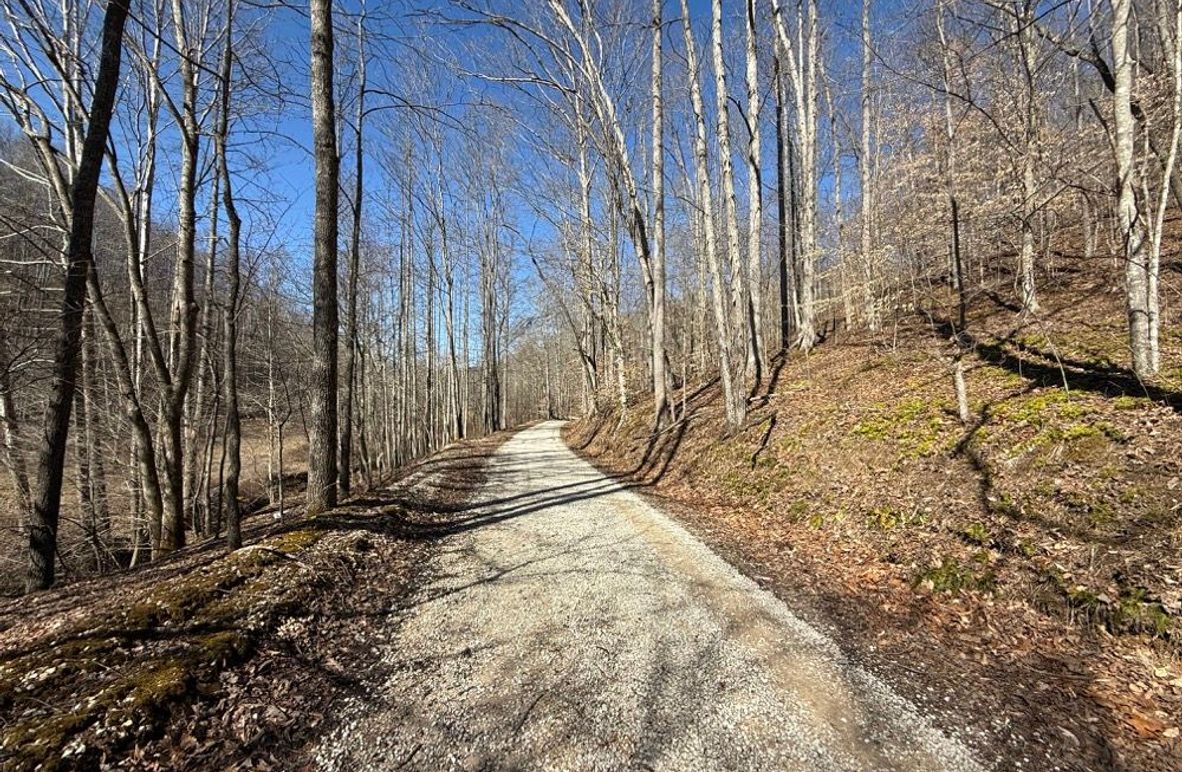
[1,0,1181,766]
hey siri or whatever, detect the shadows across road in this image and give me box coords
[314,421,985,772]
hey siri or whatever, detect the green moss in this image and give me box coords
[1088,502,1116,525]
[1060,581,1174,638]
[866,505,927,531]
[0,708,93,771]
[851,398,949,458]
[963,522,991,545]
[914,557,996,594]
[0,630,251,770]
[869,506,901,530]
[784,499,810,522]
[991,493,1022,519]
[1118,485,1143,504]
[0,523,323,767]
[995,389,1087,427]
[267,528,323,554]
[1097,463,1123,480]
[1059,423,1102,441]
[1114,588,1174,637]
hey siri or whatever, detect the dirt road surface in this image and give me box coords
[316,421,984,771]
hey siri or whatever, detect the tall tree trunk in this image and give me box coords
[682,0,742,428]
[340,19,365,496]
[650,0,670,422]
[189,167,220,538]
[1113,0,1154,377]
[27,0,129,592]
[772,0,820,350]
[744,0,766,380]
[859,0,879,331]
[307,0,340,514]
[936,0,966,330]
[155,0,203,553]
[1146,0,1181,376]
[712,0,752,392]
[774,50,793,351]
[79,308,109,562]
[1017,2,1040,314]
[218,0,243,549]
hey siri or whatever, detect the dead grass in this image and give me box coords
[0,420,309,595]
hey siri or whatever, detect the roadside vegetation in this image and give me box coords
[570,264,1182,771]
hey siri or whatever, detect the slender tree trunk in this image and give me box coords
[1017,2,1040,314]
[712,0,751,391]
[860,0,879,331]
[27,0,129,592]
[682,0,742,428]
[340,21,365,497]
[937,0,966,330]
[187,168,219,537]
[1113,0,1154,377]
[217,0,243,549]
[307,0,340,514]
[774,50,793,351]
[79,308,109,561]
[1146,0,1181,376]
[158,0,202,553]
[772,0,820,349]
[0,356,31,522]
[651,0,670,422]
[744,0,766,379]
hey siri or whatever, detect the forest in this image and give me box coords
[1,0,1181,769]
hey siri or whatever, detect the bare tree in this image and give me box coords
[651,0,670,422]
[681,0,743,428]
[744,0,766,379]
[711,0,752,387]
[772,0,821,350]
[217,0,244,550]
[26,0,129,591]
[859,0,880,331]
[340,9,367,497]
[307,0,340,515]
[1113,0,1153,378]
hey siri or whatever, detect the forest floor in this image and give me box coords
[314,421,981,771]
[567,265,1182,772]
[0,431,508,771]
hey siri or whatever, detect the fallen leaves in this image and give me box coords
[0,434,509,771]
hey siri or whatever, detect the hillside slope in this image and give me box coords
[0,433,506,770]
[569,268,1182,771]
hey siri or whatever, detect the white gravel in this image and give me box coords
[315,421,986,771]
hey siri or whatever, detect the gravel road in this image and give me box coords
[316,421,985,771]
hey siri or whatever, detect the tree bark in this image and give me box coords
[218,0,244,549]
[711,0,752,390]
[26,0,129,592]
[860,0,879,331]
[772,0,820,350]
[340,17,365,497]
[307,0,340,515]
[650,0,670,422]
[744,0,766,379]
[1113,0,1154,378]
[682,0,742,428]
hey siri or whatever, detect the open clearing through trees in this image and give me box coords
[315,422,982,771]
